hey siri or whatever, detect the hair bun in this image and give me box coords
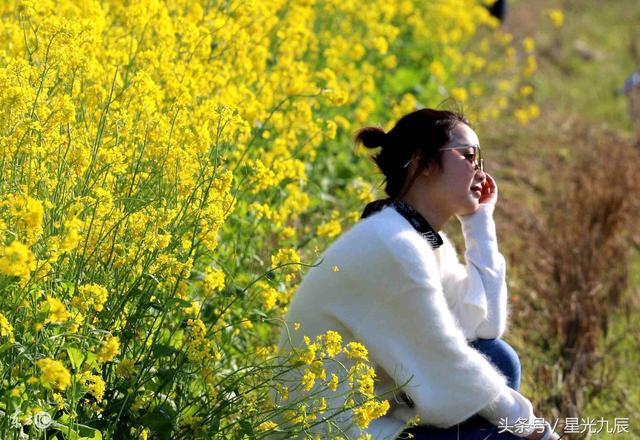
[353,126,387,149]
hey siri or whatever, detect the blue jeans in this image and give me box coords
[400,338,522,440]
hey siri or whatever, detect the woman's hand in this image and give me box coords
[457,173,498,219]
[478,173,498,207]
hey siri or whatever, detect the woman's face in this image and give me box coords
[425,123,486,217]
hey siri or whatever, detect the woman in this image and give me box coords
[274,109,559,440]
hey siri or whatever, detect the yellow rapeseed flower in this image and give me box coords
[0,312,15,343]
[52,393,65,410]
[470,84,484,97]
[42,297,69,323]
[514,108,530,125]
[58,217,83,252]
[117,359,135,379]
[78,372,106,402]
[352,400,390,429]
[271,248,301,271]
[37,358,71,391]
[522,37,535,53]
[261,284,279,311]
[325,120,338,140]
[97,335,120,362]
[371,36,388,55]
[297,336,318,365]
[450,87,468,103]
[429,60,446,82]
[322,330,343,357]
[203,266,225,297]
[350,362,377,397]
[71,283,109,313]
[344,341,369,361]
[383,54,398,69]
[519,85,534,97]
[186,319,222,364]
[327,373,339,391]
[547,9,564,27]
[4,194,44,242]
[523,55,538,76]
[0,240,36,284]
[256,421,278,432]
[316,219,342,238]
[301,370,316,391]
[322,88,349,106]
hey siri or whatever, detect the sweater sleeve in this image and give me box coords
[440,204,508,340]
[478,388,541,437]
[349,225,514,428]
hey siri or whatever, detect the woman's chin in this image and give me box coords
[457,202,480,217]
[451,194,482,217]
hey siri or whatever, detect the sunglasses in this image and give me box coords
[440,144,484,172]
[403,144,483,172]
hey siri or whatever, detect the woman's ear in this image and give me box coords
[411,150,427,173]
[421,160,434,177]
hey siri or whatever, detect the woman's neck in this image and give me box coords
[399,191,450,232]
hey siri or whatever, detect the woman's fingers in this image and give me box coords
[485,173,497,191]
[479,173,498,205]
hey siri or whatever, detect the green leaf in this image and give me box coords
[66,347,86,370]
[76,424,103,440]
[239,420,254,437]
[84,351,98,368]
[0,342,13,354]
[53,422,102,440]
[250,309,268,320]
[157,367,177,383]
[208,417,220,435]
[168,296,192,308]
[138,403,175,440]
[151,343,177,357]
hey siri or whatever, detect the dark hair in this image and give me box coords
[353,108,470,200]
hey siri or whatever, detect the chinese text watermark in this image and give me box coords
[498,416,630,435]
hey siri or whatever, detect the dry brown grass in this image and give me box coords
[499,117,640,432]
[630,87,640,141]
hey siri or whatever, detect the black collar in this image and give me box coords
[361,199,443,249]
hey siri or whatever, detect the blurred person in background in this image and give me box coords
[488,0,507,23]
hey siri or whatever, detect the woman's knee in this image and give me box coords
[470,338,521,390]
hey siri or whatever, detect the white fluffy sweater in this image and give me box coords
[272,204,538,439]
